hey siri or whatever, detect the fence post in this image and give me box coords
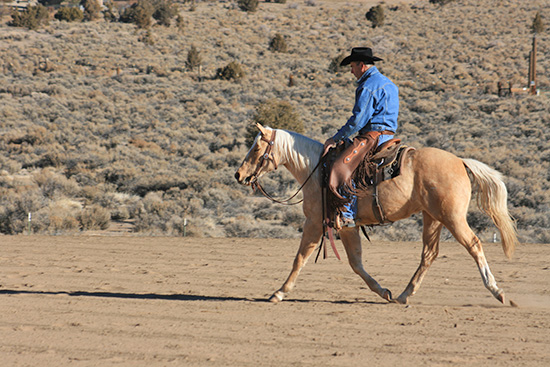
[183,218,187,237]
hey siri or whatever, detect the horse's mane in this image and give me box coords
[273,128,323,173]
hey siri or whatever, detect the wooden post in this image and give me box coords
[183,218,187,237]
[529,35,537,95]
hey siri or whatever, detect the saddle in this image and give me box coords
[316,136,412,262]
[355,138,410,193]
[321,134,413,227]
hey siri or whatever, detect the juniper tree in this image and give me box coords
[245,100,303,146]
[152,0,178,27]
[54,7,84,22]
[82,0,102,21]
[532,11,545,34]
[238,0,258,12]
[269,33,288,53]
[120,0,154,28]
[216,61,245,81]
[8,5,49,30]
[186,45,202,71]
[366,5,384,28]
[328,53,347,73]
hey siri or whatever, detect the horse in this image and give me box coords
[235,123,518,305]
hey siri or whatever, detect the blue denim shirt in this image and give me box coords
[333,66,399,143]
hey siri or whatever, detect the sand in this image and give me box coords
[1,235,549,366]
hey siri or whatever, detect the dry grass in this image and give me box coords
[0,0,548,242]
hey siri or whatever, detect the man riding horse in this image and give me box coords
[323,47,399,230]
[235,48,517,306]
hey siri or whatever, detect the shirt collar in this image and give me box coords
[357,65,378,84]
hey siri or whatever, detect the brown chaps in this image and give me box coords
[328,131,390,201]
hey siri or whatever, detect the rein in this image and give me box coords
[251,130,322,206]
[249,129,341,261]
[252,159,322,206]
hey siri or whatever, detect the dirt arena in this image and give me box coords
[1,235,548,366]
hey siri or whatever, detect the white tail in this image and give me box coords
[462,158,518,258]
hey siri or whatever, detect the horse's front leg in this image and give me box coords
[339,227,392,302]
[269,218,323,303]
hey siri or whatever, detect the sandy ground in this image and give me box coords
[0,235,549,366]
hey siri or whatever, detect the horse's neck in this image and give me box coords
[276,131,323,185]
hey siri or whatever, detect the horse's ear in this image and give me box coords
[256,122,267,135]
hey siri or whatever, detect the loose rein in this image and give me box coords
[251,130,323,206]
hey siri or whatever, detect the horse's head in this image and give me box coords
[235,123,279,186]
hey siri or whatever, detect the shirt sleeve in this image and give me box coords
[332,85,376,143]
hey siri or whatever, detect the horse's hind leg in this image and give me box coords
[269,218,323,303]
[448,220,505,303]
[395,212,443,304]
[339,228,392,302]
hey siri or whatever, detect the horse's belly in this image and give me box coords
[355,172,419,225]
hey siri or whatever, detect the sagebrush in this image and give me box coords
[0,0,548,243]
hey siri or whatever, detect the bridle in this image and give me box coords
[249,130,278,183]
[247,129,342,261]
[250,130,321,206]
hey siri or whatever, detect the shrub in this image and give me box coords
[152,0,178,27]
[32,169,80,199]
[429,0,455,4]
[328,52,347,73]
[269,33,288,53]
[238,0,258,12]
[223,215,298,238]
[120,0,154,28]
[216,61,245,81]
[45,199,82,233]
[54,7,84,22]
[175,14,184,31]
[103,1,119,22]
[532,11,545,34]
[186,45,201,71]
[366,5,384,28]
[245,99,304,146]
[8,5,49,30]
[77,205,111,230]
[0,190,46,234]
[139,29,156,45]
[82,0,102,21]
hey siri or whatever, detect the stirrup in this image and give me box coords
[335,215,355,231]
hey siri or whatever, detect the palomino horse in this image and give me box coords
[235,124,518,305]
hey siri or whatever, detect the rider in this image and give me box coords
[323,47,399,229]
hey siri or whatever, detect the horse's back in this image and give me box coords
[409,147,469,184]
[355,146,473,225]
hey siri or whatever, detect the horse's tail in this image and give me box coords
[462,158,518,259]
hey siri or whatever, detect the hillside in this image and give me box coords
[0,0,548,242]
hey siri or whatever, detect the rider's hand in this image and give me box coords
[322,138,337,156]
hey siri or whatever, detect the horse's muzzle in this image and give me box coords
[234,171,255,186]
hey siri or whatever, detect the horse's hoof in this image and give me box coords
[392,294,408,305]
[382,289,393,302]
[269,292,284,303]
[496,291,505,304]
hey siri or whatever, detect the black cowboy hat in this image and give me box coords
[340,47,383,66]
